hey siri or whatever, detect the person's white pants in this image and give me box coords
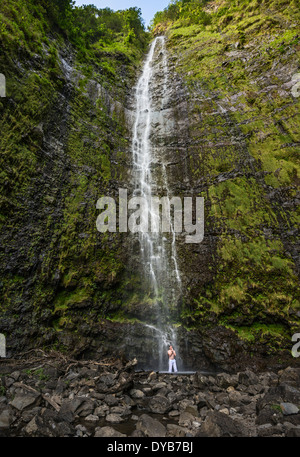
[168,359,177,373]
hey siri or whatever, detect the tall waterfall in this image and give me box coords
[131,36,182,371]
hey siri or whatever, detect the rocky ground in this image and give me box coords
[0,351,299,438]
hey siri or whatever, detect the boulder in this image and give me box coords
[131,429,145,437]
[95,426,126,437]
[22,408,74,437]
[10,392,40,412]
[256,406,280,426]
[216,373,238,389]
[178,399,196,413]
[23,416,39,435]
[238,371,259,387]
[0,409,14,429]
[75,424,90,437]
[193,373,210,390]
[152,382,168,391]
[286,427,300,437]
[106,413,123,424]
[85,414,99,422]
[76,399,95,417]
[94,404,109,417]
[104,394,119,406]
[22,406,43,423]
[166,424,188,437]
[148,395,171,414]
[129,389,145,399]
[257,423,283,437]
[278,384,300,404]
[280,403,299,416]
[193,391,207,406]
[57,400,76,423]
[278,367,300,387]
[110,405,131,417]
[178,411,196,427]
[257,384,300,413]
[197,411,248,437]
[61,396,86,414]
[136,414,166,437]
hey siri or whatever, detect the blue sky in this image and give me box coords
[73,0,170,27]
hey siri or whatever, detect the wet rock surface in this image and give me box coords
[1,351,300,438]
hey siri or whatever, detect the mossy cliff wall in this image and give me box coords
[0,1,150,361]
[0,0,299,371]
[152,0,300,370]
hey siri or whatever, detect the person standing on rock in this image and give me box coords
[168,345,178,373]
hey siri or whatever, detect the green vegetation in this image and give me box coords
[0,0,148,222]
[151,0,299,33]
[0,385,6,396]
[25,367,49,381]
[0,0,149,347]
[154,0,300,353]
[151,0,212,30]
[0,0,149,86]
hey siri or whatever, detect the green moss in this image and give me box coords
[224,323,289,344]
[105,312,141,324]
[53,289,90,311]
[209,177,279,234]
[0,0,46,55]
[160,0,299,347]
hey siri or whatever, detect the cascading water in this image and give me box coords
[131,36,182,371]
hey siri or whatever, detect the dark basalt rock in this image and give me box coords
[1,353,299,437]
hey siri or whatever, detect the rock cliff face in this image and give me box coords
[0,0,299,372]
[149,0,300,371]
[0,4,140,361]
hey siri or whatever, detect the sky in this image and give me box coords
[73,0,171,27]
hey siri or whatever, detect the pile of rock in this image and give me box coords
[0,352,299,437]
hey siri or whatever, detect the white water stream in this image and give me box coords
[131,37,182,370]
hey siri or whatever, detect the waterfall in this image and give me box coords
[131,36,182,371]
